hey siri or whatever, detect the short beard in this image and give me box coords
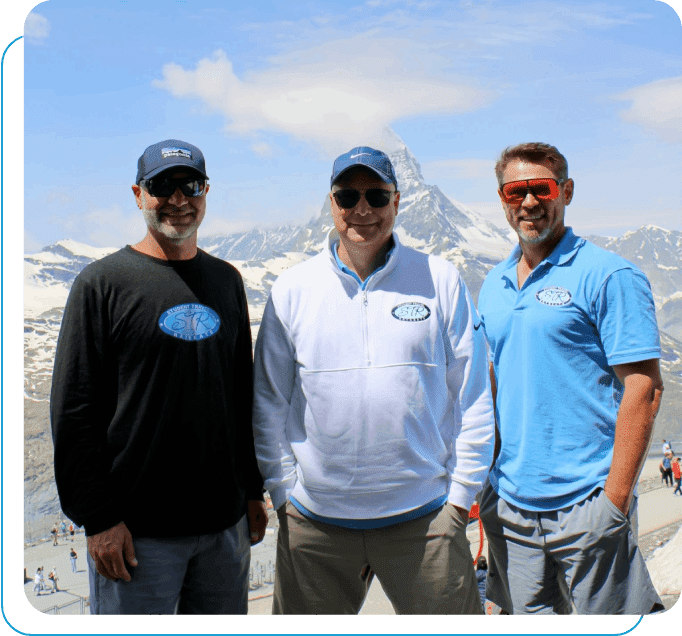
[515,224,554,245]
[142,206,199,243]
[506,207,558,246]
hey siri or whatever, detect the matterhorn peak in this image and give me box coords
[389,147,425,190]
[380,127,425,187]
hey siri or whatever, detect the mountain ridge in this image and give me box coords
[23,138,682,534]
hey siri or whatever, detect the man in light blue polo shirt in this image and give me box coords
[477,142,664,615]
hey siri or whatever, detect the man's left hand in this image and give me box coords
[247,500,268,545]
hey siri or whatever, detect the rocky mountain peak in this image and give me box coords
[387,138,425,188]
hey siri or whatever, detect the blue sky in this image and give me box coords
[12,0,682,251]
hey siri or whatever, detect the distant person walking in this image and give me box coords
[49,567,60,593]
[476,557,488,613]
[51,524,59,546]
[672,457,681,496]
[70,548,78,573]
[60,520,67,540]
[33,569,43,596]
[69,523,75,542]
[661,454,673,487]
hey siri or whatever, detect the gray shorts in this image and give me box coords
[479,483,662,615]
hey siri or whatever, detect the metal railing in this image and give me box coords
[25,515,82,546]
[249,559,275,590]
[41,596,87,615]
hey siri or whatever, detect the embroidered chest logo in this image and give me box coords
[535,287,572,306]
[159,304,220,341]
[391,302,431,322]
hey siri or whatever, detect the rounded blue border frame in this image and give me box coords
[2,33,30,636]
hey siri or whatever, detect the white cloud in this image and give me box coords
[568,206,682,238]
[50,204,146,248]
[46,190,74,206]
[613,76,682,143]
[25,12,50,43]
[422,158,496,180]
[153,41,495,157]
[251,141,275,157]
[567,9,652,29]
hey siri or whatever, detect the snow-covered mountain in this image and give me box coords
[25,239,118,319]
[660,296,682,342]
[587,225,682,307]
[587,226,682,341]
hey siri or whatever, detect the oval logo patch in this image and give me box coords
[159,303,220,341]
[535,287,572,306]
[392,302,431,322]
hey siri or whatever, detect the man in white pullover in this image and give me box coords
[253,146,494,614]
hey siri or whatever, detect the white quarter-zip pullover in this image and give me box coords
[253,230,494,519]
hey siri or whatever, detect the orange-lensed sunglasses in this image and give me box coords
[500,178,565,205]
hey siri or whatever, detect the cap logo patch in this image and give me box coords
[535,287,572,306]
[161,147,192,160]
[392,302,431,322]
[159,303,220,341]
[350,152,371,159]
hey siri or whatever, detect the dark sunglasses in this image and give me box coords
[333,188,394,209]
[500,178,565,205]
[140,176,207,198]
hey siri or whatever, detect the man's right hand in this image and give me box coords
[87,522,138,581]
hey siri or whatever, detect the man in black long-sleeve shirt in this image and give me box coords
[51,139,266,614]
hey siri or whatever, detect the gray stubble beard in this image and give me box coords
[141,206,200,243]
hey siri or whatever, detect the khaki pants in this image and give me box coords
[273,501,482,614]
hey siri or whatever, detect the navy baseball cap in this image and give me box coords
[136,139,209,184]
[330,146,398,189]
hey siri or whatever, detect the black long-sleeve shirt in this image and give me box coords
[51,246,263,537]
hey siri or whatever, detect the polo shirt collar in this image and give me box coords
[325,229,399,288]
[502,227,583,277]
[544,227,584,266]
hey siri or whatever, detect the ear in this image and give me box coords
[563,178,574,205]
[132,184,143,209]
[204,183,210,196]
[393,191,400,216]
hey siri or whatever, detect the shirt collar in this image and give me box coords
[502,227,583,277]
[326,229,398,288]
